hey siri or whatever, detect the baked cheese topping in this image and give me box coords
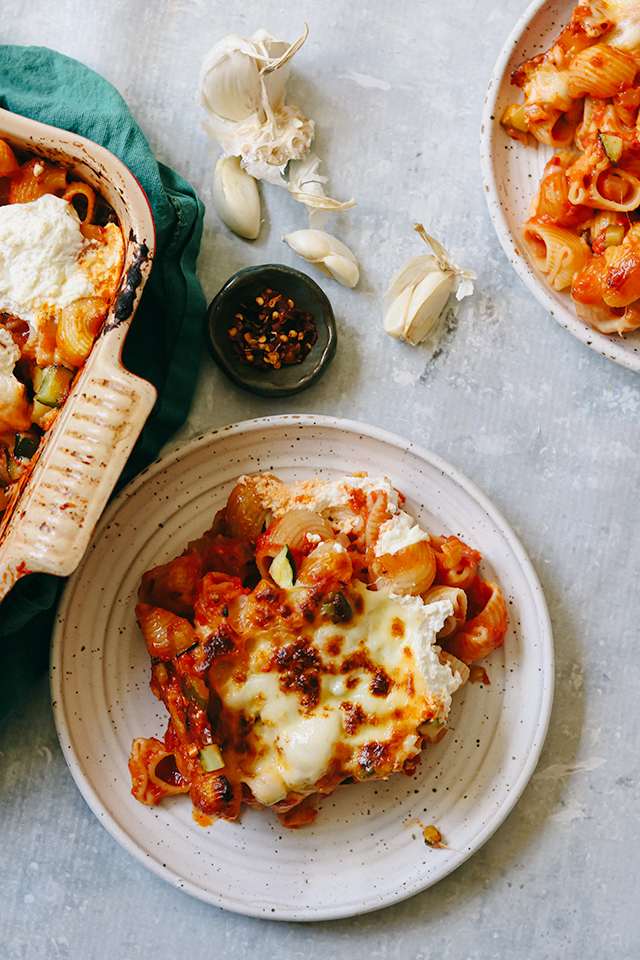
[604,0,640,50]
[209,580,458,806]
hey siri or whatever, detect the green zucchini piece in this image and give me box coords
[35,365,75,408]
[199,744,225,772]
[14,432,40,460]
[181,676,208,710]
[31,365,45,396]
[599,132,623,164]
[270,545,296,587]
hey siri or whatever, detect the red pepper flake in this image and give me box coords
[227,288,317,370]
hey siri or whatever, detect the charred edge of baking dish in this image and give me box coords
[108,235,151,329]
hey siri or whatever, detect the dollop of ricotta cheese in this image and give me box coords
[375,510,431,556]
[0,194,97,333]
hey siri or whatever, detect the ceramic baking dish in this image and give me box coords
[0,107,157,602]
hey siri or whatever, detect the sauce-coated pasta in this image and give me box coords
[501,0,640,335]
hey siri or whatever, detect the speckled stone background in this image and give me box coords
[1,1,638,957]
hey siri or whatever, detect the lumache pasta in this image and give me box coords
[129,473,507,829]
[501,0,640,335]
[0,137,125,518]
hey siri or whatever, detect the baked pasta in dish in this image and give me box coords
[501,0,640,334]
[129,473,508,828]
[0,137,125,517]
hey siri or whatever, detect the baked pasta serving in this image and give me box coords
[0,137,125,518]
[501,0,640,335]
[129,473,508,828]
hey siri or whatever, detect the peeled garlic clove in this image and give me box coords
[283,228,359,288]
[212,155,261,239]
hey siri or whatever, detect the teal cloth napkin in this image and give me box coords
[0,46,208,722]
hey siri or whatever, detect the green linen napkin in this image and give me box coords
[0,46,208,722]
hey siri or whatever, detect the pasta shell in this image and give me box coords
[55,297,108,366]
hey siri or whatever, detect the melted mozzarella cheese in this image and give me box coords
[524,61,572,111]
[604,0,640,50]
[210,581,459,807]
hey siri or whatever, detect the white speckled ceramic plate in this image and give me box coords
[480,0,640,372]
[51,415,553,921]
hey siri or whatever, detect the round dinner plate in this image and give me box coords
[51,415,554,921]
[480,0,640,372]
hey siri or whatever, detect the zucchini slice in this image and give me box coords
[14,432,40,460]
[599,132,623,164]
[270,545,296,588]
[199,744,225,772]
[35,365,75,408]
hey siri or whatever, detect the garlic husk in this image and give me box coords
[283,228,359,287]
[197,27,314,184]
[383,223,476,344]
[287,154,355,226]
[212,156,261,239]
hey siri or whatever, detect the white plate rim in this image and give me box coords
[480,0,640,372]
[50,414,555,921]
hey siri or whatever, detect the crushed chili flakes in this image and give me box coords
[227,287,317,370]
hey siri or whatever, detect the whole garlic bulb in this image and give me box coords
[383,224,476,345]
[212,156,261,239]
[196,27,314,184]
[283,229,359,288]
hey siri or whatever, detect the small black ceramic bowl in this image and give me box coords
[205,264,337,398]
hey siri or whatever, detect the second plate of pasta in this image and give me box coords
[50,415,554,921]
[481,0,640,372]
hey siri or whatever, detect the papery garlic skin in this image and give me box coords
[383,224,476,345]
[212,156,261,240]
[197,28,315,184]
[284,229,359,288]
[287,155,355,228]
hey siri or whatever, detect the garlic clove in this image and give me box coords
[322,253,359,288]
[385,256,436,303]
[212,155,261,239]
[283,228,359,288]
[402,272,456,345]
[198,36,263,124]
[382,284,415,339]
[383,223,476,345]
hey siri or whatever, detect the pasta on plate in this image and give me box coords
[501,0,640,335]
[129,473,508,828]
[0,137,125,518]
